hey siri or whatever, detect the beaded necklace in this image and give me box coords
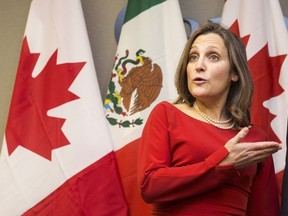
[193,103,234,130]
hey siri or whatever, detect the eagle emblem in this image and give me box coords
[105,49,163,127]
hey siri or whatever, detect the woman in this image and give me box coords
[137,22,282,216]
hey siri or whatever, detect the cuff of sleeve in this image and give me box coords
[205,147,230,167]
[206,147,239,177]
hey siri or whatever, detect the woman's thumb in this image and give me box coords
[235,127,249,143]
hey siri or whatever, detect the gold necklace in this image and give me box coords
[193,103,234,130]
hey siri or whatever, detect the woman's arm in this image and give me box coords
[137,103,237,203]
[246,157,280,216]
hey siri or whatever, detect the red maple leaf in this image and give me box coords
[5,37,85,160]
[229,20,286,142]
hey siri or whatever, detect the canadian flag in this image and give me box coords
[221,0,288,213]
[0,0,128,215]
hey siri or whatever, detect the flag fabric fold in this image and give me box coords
[0,0,128,215]
[221,0,288,212]
[104,0,187,215]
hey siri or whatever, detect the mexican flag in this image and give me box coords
[104,0,187,215]
[221,0,288,213]
[0,0,128,215]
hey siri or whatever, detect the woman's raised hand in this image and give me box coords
[219,127,282,169]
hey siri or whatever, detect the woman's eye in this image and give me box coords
[210,54,219,62]
[189,54,198,62]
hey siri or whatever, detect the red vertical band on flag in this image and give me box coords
[115,139,152,216]
[23,152,128,216]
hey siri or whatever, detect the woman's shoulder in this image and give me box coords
[151,101,196,122]
[153,101,188,114]
[247,124,268,140]
[146,101,176,124]
[249,124,266,134]
[149,101,173,117]
[153,100,174,111]
[150,100,190,118]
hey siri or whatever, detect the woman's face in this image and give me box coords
[187,33,237,103]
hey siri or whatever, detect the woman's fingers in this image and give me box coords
[221,127,282,168]
[243,141,282,151]
[225,127,249,152]
[233,142,282,169]
[219,127,282,168]
[232,127,249,143]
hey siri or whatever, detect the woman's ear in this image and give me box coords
[231,73,239,82]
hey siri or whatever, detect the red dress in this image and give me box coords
[138,101,279,216]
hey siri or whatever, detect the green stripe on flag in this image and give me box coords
[124,0,167,23]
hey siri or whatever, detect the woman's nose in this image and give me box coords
[195,57,206,72]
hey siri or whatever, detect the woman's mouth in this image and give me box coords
[193,77,207,84]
